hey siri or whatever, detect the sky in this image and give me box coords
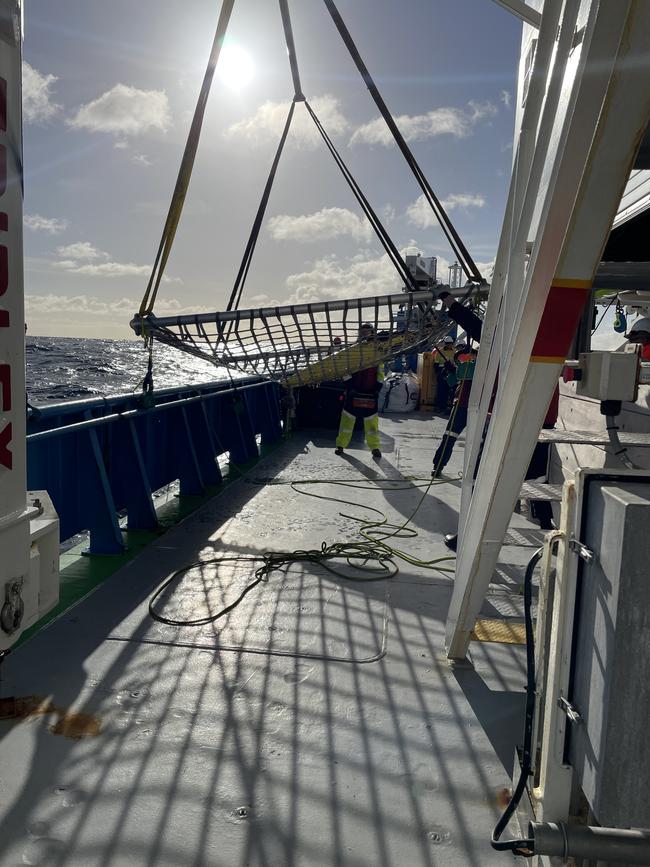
[21,0,522,338]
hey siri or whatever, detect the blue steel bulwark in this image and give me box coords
[26,378,282,555]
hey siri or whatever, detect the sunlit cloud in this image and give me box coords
[406,192,486,228]
[350,101,498,147]
[225,95,349,148]
[68,84,172,137]
[22,62,61,124]
[268,207,373,243]
[25,294,193,317]
[24,214,68,234]
[500,89,512,109]
[51,240,179,282]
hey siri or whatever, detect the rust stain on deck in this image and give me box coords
[0,695,101,739]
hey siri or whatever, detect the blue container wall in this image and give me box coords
[26,378,282,554]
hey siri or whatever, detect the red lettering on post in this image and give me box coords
[0,245,6,297]
[0,364,10,411]
[0,422,12,470]
[0,78,5,131]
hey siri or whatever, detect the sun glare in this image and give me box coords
[218,43,255,91]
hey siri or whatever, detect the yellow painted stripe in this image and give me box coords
[472,619,527,645]
[551,278,592,289]
[530,355,566,364]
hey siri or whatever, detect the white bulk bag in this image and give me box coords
[379,371,420,413]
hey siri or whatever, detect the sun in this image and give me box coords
[217,43,255,91]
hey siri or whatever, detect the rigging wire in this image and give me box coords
[320,0,484,285]
[591,294,617,336]
[138,0,484,324]
[139,0,236,317]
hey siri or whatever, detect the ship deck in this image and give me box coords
[0,413,538,866]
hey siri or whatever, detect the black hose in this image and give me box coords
[491,546,544,857]
[605,415,637,470]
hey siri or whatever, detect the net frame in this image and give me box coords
[132,290,449,387]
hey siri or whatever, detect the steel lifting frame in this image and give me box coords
[446,0,650,659]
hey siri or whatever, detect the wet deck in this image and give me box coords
[0,413,536,866]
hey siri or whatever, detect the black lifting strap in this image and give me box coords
[226,98,297,312]
[227,0,419,311]
[322,0,484,286]
[140,0,236,317]
[305,99,418,293]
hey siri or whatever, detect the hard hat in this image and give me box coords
[443,335,454,344]
[626,316,650,337]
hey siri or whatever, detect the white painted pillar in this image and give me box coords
[447,0,650,659]
[0,0,30,652]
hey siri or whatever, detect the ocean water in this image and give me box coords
[26,336,235,404]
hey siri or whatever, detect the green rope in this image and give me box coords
[149,473,456,627]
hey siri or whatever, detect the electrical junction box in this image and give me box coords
[575,350,638,402]
[0,491,59,650]
[569,475,650,828]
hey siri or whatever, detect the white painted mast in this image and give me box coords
[446,0,650,659]
[0,0,59,652]
[0,0,30,652]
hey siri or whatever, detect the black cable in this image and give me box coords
[278,0,304,99]
[491,546,543,857]
[305,99,419,293]
[591,294,616,336]
[321,0,483,285]
[226,99,297,312]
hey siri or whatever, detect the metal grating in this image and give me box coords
[519,481,563,502]
[471,618,527,645]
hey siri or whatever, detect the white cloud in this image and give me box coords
[25,293,196,319]
[51,240,179,282]
[225,95,348,148]
[284,252,401,305]
[56,241,108,261]
[24,214,68,235]
[350,101,498,147]
[500,89,512,109]
[132,153,152,166]
[68,84,171,137]
[22,62,61,124]
[406,192,486,228]
[267,207,372,243]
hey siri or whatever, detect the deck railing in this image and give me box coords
[26,377,283,554]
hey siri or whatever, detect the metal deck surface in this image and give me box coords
[0,414,531,867]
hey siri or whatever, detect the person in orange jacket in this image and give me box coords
[334,323,384,459]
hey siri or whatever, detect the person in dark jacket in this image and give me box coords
[334,323,384,459]
[435,292,557,549]
[431,340,477,474]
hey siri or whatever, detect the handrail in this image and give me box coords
[27,380,272,442]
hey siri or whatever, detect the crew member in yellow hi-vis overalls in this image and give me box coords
[335,323,385,459]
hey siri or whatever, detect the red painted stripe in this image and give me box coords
[0,422,12,470]
[530,284,590,359]
[0,78,6,132]
[0,310,8,327]
[0,363,10,411]
[0,212,7,231]
[0,245,6,297]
